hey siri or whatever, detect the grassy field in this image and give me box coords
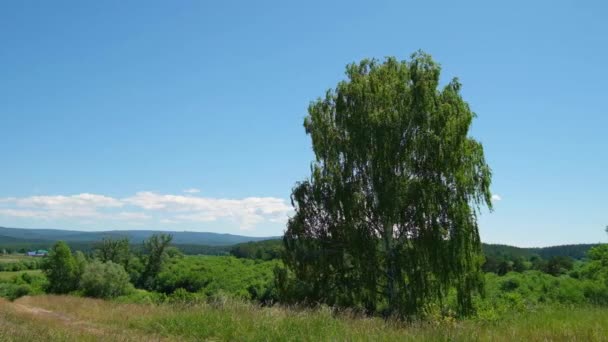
[0,255,30,263]
[0,269,42,280]
[1,295,607,341]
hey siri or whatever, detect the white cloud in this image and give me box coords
[491,194,502,202]
[116,212,150,220]
[0,193,124,220]
[16,193,123,209]
[183,188,201,194]
[0,191,292,230]
[0,209,48,219]
[124,192,291,229]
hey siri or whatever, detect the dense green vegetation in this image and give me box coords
[0,270,47,300]
[156,256,278,301]
[0,257,43,272]
[0,235,607,341]
[0,240,232,256]
[230,239,283,260]
[3,236,607,316]
[482,243,599,261]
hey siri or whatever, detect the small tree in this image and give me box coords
[79,261,133,298]
[95,238,130,267]
[545,256,574,276]
[513,257,527,273]
[73,250,88,279]
[140,233,173,289]
[43,241,78,294]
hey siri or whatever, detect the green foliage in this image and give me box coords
[0,283,31,300]
[42,241,78,294]
[7,236,608,328]
[113,288,167,305]
[95,238,130,266]
[283,52,492,318]
[0,270,47,300]
[579,245,608,287]
[230,239,283,260]
[479,271,606,313]
[482,243,598,261]
[140,233,173,289]
[0,258,43,272]
[545,256,574,276]
[532,244,599,260]
[125,255,144,285]
[155,256,279,301]
[73,250,88,279]
[79,260,133,298]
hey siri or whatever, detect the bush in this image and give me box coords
[0,283,31,301]
[79,261,134,299]
[500,278,520,292]
[167,288,205,305]
[155,256,278,300]
[114,289,167,305]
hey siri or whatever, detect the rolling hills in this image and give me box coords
[0,226,275,246]
[0,226,599,260]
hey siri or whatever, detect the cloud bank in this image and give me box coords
[0,191,292,231]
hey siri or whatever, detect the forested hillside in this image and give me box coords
[0,227,275,245]
[1,227,598,262]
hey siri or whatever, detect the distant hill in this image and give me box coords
[228,240,600,261]
[0,226,277,246]
[482,243,600,260]
[0,226,600,259]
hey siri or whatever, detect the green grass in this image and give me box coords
[0,255,29,263]
[0,269,42,281]
[1,295,607,341]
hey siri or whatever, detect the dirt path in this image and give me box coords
[3,297,170,341]
[10,301,107,336]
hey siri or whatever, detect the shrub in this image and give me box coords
[114,289,167,305]
[79,261,134,299]
[155,256,278,300]
[167,288,205,305]
[0,283,31,301]
[500,278,520,292]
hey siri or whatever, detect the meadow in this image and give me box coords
[1,295,607,341]
[0,255,29,263]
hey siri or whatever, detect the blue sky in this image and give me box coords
[0,1,606,246]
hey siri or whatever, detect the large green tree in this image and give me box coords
[43,241,78,294]
[282,52,493,317]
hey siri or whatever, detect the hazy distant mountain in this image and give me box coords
[0,226,277,246]
[0,226,599,260]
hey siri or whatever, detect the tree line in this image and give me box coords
[42,233,174,298]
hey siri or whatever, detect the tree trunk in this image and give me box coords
[384,221,397,316]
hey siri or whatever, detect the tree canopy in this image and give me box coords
[95,238,130,267]
[281,52,493,318]
[140,233,173,289]
[43,241,78,294]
